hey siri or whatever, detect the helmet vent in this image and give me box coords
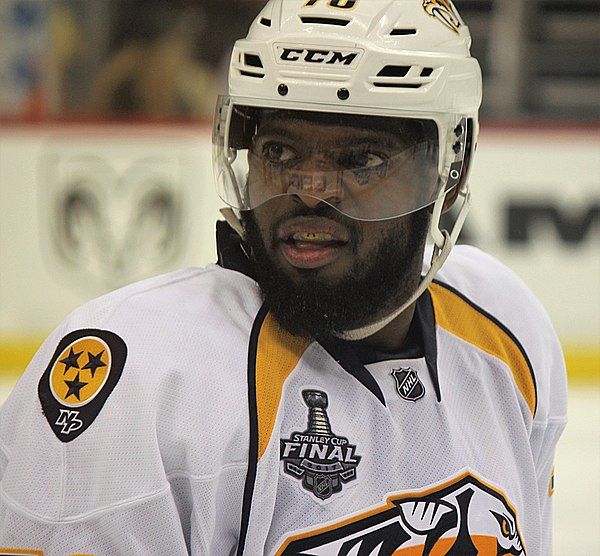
[390,28,417,36]
[373,82,422,89]
[300,16,350,26]
[377,66,411,78]
[372,65,432,88]
[239,70,265,79]
[239,52,265,78]
[244,54,263,68]
[259,17,272,27]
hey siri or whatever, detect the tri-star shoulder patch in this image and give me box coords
[38,329,127,442]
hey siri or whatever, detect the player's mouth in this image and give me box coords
[276,217,351,270]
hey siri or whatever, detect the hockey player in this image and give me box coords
[0,1,567,555]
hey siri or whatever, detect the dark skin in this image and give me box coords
[246,198,421,351]
[243,118,459,352]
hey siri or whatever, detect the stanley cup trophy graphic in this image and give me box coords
[280,390,361,500]
[303,390,333,436]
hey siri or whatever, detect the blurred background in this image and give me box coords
[0,0,598,553]
[1,0,599,121]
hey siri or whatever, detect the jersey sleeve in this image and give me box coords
[0,268,253,556]
[436,245,568,552]
[0,315,193,555]
[527,315,568,554]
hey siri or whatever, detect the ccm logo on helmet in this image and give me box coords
[276,45,361,66]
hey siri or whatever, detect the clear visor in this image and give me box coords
[213,96,467,221]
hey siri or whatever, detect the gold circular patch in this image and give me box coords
[50,336,112,407]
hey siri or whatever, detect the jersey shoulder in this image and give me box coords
[432,245,567,423]
[0,265,260,521]
[67,264,261,331]
[434,244,549,330]
[34,264,263,414]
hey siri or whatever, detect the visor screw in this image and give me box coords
[454,124,464,137]
[277,83,289,96]
[337,88,350,101]
[452,141,462,154]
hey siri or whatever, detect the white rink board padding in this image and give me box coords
[0,123,219,334]
[464,125,599,382]
[0,122,598,380]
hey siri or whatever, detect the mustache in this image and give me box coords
[271,202,361,241]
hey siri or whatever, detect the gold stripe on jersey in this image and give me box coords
[256,312,312,461]
[429,282,537,416]
[0,549,44,555]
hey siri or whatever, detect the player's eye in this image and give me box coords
[261,141,299,165]
[339,149,388,170]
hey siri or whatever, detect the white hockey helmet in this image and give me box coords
[213,0,483,338]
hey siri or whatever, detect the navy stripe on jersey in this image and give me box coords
[236,303,269,556]
[321,338,387,406]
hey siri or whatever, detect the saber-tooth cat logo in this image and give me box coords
[280,390,361,500]
[422,0,462,34]
[276,471,526,555]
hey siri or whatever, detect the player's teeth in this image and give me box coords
[293,232,333,241]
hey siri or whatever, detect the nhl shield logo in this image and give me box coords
[391,367,425,402]
[314,474,334,500]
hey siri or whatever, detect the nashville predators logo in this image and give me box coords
[55,409,84,434]
[422,0,462,34]
[277,471,526,555]
[39,329,127,442]
[280,390,361,501]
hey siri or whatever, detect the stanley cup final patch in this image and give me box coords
[280,390,361,501]
[38,329,127,442]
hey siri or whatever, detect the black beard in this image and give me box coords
[241,205,430,340]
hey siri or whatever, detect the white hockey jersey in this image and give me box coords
[0,223,568,556]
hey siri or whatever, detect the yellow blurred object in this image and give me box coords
[1,338,598,385]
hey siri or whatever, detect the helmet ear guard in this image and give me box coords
[430,116,476,249]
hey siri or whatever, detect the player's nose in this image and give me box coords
[294,192,336,209]
[285,161,344,208]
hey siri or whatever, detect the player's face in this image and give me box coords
[243,111,439,221]
[241,116,432,339]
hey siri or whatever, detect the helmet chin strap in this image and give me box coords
[334,185,472,342]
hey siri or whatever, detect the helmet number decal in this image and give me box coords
[305,0,358,9]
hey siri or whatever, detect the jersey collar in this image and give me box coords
[216,219,441,404]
